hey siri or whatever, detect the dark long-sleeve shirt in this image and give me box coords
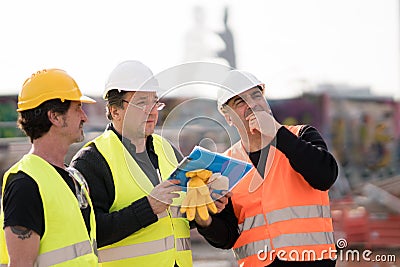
[197,125,338,266]
[70,124,183,248]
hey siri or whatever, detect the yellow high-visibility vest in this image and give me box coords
[0,154,98,267]
[90,130,192,267]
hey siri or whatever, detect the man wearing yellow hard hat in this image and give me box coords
[0,69,98,266]
[196,69,339,267]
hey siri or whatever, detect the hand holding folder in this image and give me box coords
[168,146,253,192]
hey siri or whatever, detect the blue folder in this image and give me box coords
[168,146,253,191]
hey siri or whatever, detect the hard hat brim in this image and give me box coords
[218,83,265,111]
[79,95,97,104]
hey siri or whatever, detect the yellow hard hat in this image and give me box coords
[17,68,96,111]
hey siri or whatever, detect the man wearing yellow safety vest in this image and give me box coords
[196,70,339,267]
[0,69,98,266]
[70,60,230,266]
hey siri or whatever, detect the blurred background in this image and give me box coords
[1,0,400,266]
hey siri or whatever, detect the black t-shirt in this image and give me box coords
[2,165,91,237]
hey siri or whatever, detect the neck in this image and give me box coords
[240,131,270,152]
[113,123,147,153]
[30,135,69,169]
[130,138,146,153]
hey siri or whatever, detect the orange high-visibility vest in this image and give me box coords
[228,125,336,267]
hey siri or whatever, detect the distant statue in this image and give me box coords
[183,5,227,64]
[217,6,236,68]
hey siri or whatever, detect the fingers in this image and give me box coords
[186,207,196,221]
[246,111,279,137]
[186,169,212,180]
[149,180,182,215]
[181,173,231,220]
[246,113,259,134]
[206,201,218,214]
[186,192,197,220]
[212,191,232,213]
[197,205,209,221]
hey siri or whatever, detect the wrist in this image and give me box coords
[194,213,212,227]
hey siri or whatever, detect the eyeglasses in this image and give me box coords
[122,100,165,112]
[66,167,89,209]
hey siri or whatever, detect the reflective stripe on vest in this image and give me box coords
[98,234,191,263]
[238,205,331,233]
[233,231,334,260]
[238,214,266,232]
[266,205,332,224]
[273,232,335,249]
[99,235,175,262]
[233,239,271,260]
[176,238,191,251]
[35,240,93,267]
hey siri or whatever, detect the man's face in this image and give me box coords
[224,87,270,133]
[122,91,160,138]
[60,101,88,143]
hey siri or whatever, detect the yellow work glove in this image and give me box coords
[180,169,218,221]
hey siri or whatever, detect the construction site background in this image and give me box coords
[1,87,399,266]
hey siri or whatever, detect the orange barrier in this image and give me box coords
[366,214,400,248]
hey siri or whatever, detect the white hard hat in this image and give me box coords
[103,60,159,99]
[217,69,264,111]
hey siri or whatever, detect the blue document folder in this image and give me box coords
[168,146,253,191]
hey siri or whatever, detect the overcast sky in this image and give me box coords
[0,0,398,99]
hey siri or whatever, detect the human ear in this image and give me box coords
[224,114,233,126]
[110,106,122,122]
[47,110,62,126]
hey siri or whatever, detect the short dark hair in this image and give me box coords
[17,99,71,143]
[105,89,129,120]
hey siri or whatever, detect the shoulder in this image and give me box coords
[4,171,39,199]
[5,171,37,188]
[298,125,319,135]
[73,143,103,162]
[297,125,324,140]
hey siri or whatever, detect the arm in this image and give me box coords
[70,145,158,248]
[2,173,44,267]
[4,226,40,267]
[196,199,239,249]
[195,198,239,249]
[276,125,338,191]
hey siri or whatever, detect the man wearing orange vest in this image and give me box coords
[196,69,338,267]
